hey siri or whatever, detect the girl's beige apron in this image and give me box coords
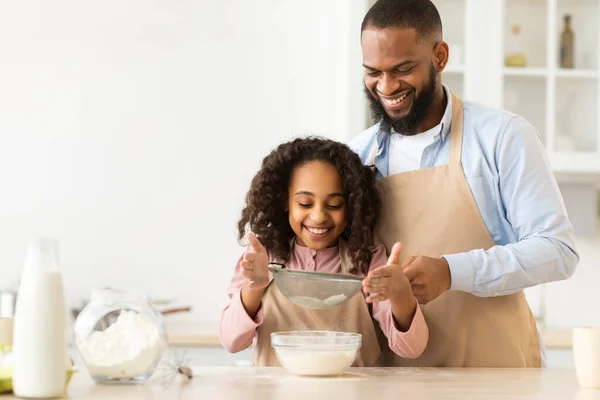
[372,93,540,367]
[253,239,382,367]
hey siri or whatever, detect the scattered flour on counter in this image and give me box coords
[289,294,348,308]
[276,349,356,376]
[78,310,161,378]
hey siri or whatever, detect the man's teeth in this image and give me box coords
[385,91,410,105]
[307,227,330,234]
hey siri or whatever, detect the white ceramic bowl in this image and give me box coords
[271,331,361,377]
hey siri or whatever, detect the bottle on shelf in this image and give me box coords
[559,14,574,69]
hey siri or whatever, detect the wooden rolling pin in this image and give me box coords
[160,306,192,315]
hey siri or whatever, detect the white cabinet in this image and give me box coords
[434,0,600,174]
[502,0,600,173]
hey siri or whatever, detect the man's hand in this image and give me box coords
[403,256,451,304]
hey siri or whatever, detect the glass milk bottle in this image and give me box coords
[12,238,67,398]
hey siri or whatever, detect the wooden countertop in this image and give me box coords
[3,367,596,399]
[166,321,574,349]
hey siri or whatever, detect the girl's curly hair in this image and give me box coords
[238,136,381,275]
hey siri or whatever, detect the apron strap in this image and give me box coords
[270,237,296,267]
[369,144,378,169]
[448,93,465,166]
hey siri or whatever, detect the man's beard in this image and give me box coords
[365,64,437,135]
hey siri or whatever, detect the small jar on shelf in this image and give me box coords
[505,24,528,67]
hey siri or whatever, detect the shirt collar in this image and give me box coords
[293,238,339,256]
[439,86,453,142]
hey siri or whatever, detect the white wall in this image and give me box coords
[0,0,363,322]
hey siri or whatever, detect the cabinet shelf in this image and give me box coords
[555,69,599,78]
[502,67,599,79]
[503,67,547,77]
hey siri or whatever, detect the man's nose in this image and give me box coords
[377,73,400,96]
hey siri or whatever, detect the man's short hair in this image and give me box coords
[361,0,443,42]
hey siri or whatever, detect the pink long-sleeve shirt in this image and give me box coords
[219,242,429,359]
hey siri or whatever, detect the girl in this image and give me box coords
[219,137,428,366]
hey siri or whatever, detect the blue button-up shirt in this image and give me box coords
[350,87,579,297]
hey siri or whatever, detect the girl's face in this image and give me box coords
[287,161,348,249]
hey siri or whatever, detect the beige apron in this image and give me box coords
[254,239,382,367]
[372,93,541,367]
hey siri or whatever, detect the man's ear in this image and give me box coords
[433,40,450,72]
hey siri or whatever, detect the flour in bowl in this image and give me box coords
[275,349,357,376]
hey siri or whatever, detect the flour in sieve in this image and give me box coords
[289,294,348,308]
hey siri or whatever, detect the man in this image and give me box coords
[351,0,578,367]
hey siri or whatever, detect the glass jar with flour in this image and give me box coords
[73,289,167,384]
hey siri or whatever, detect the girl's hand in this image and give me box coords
[362,243,412,304]
[241,233,270,290]
[362,243,417,331]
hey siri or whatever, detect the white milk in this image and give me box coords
[12,238,67,398]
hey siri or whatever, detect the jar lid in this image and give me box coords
[91,288,149,305]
